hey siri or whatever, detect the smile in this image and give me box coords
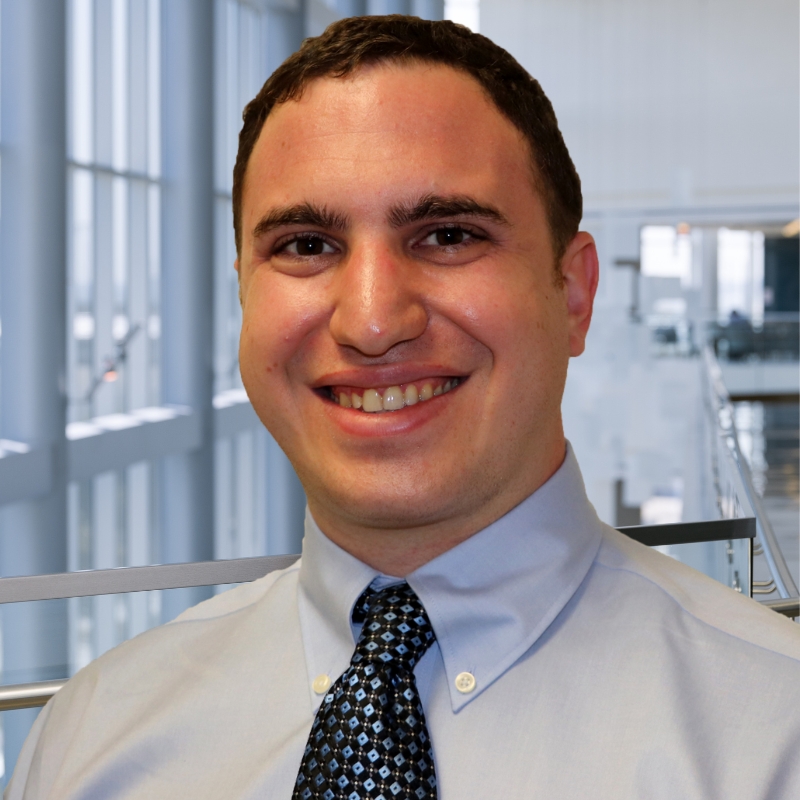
[328,378,463,413]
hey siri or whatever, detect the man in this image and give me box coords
[9,15,800,800]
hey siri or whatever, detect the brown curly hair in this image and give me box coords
[232,15,582,262]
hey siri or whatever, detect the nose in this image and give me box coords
[329,242,428,356]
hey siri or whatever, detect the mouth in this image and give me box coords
[324,377,464,413]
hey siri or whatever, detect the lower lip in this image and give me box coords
[321,389,456,437]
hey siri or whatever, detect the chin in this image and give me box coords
[338,485,443,528]
[309,465,498,533]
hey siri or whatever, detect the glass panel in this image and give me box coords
[69,0,94,164]
[68,168,96,423]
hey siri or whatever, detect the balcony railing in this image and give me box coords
[3,515,793,713]
[703,346,799,601]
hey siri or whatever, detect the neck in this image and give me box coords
[307,442,567,576]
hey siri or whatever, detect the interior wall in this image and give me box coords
[482,0,799,217]
[482,0,799,524]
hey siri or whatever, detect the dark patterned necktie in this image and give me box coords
[293,582,438,800]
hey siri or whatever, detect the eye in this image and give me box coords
[277,235,337,257]
[434,228,465,246]
[418,226,483,249]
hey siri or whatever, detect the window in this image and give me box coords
[66,0,164,670]
[445,0,479,32]
[717,228,765,325]
[640,224,692,286]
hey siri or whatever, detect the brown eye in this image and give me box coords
[278,235,336,257]
[296,237,326,255]
[435,228,465,246]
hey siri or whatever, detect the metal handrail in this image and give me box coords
[762,597,800,618]
[0,554,300,605]
[0,680,66,712]
[703,347,799,599]
[618,517,754,547]
[0,520,755,607]
[0,555,301,712]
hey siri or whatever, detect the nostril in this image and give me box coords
[329,292,428,356]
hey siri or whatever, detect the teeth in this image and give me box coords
[382,386,404,411]
[362,389,383,413]
[334,378,460,412]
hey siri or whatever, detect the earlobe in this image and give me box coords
[560,231,599,357]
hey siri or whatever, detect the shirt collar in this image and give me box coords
[297,443,603,712]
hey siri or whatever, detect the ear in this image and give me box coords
[560,231,599,357]
[234,258,244,307]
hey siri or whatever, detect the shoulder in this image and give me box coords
[593,525,800,664]
[76,556,303,693]
[170,555,301,624]
[6,560,305,797]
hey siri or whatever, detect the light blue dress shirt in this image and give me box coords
[8,446,800,799]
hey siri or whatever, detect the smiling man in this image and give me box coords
[235,52,594,578]
[9,15,800,800]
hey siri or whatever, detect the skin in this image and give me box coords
[236,62,599,576]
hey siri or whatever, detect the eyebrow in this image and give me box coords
[251,203,350,239]
[251,193,509,240]
[388,193,510,228]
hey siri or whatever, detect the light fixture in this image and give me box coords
[782,218,800,237]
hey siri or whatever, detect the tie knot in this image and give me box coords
[352,582,435,670]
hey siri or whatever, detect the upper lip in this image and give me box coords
[312,365,468,389]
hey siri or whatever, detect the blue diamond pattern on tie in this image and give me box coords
[293,583,438,800]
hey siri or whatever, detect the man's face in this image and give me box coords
[237,62,596,547]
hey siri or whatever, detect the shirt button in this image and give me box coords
[455,672,476,694]
[312,674,331,694]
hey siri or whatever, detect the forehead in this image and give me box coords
[241,62,537,226]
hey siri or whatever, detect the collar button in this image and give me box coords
[455,671,476,694]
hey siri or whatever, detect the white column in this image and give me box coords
[701,230,718,322]
[159,0,216,621]
[0,0,68,782]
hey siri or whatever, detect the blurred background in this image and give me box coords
[0,0,797,784]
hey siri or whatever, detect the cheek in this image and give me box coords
[238,323,280,420]
[439,269,564,367]
[239,274,322,388]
